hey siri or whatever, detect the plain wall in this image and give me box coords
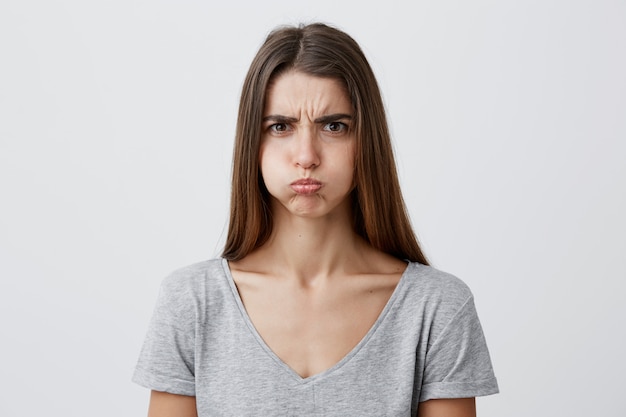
[1,0,624,415]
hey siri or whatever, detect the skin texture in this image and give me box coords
[417,398,477,417]
[260,70,357,220]
[146,71,477,415]
[147,391,197,417]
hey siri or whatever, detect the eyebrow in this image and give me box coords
[314,113,353,124]
[262,113,353,124]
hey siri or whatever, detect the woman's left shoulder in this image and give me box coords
[401,262,475,308]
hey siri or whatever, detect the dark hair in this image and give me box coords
[222,22,428,265]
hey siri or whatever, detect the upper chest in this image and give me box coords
[231,271,402,379]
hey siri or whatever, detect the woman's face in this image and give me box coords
[259,70,356,220]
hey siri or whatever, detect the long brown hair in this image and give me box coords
[222,22,428,265]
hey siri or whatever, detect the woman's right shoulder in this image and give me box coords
[157,258,229,302]
[162,258,225,281]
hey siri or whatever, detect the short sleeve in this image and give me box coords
[132,274,197,396]
[419,296,499,402]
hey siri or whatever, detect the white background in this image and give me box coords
[1,0,624,416]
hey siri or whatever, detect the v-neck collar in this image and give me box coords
[221,258,412,384]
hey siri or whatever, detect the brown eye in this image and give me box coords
[270,123,289,133]
[324,122,348,133]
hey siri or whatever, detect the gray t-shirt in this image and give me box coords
[133,259,498,416]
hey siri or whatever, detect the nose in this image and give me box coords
[294,127,320,169]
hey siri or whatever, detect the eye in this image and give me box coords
[323,122,348,133]
[268,123,291,134]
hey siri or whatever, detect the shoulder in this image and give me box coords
[156,258,228,312]
[403,262,473,305]
[398,263,476,337]
[160,258,225,288]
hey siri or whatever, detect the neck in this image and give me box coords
[256,200,363,283]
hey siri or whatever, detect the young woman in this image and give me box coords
[133,23,498,416]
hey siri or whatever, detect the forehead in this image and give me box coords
[264,71,352,115]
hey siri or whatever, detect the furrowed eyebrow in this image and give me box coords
[314,113,353,124]
[262,114,353,124]
[262,115,299,123]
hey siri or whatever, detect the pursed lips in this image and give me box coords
[290,178,322,194]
